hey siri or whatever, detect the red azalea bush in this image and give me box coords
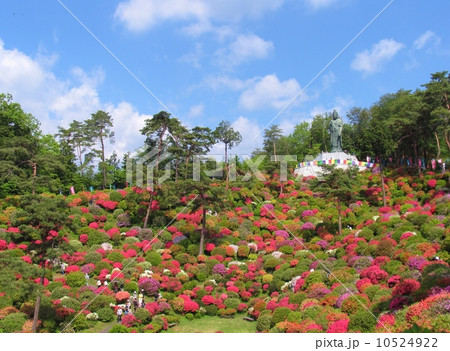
[121,314,137,327]
[115,291,130,303]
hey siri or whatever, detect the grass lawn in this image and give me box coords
[82,321,116,333]
[164,315,257,333]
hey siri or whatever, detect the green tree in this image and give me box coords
[57,120,93,175]
[213,120,242,188]
[422,71,450,157]
[181,126,215,179]
[311,165,358,236]
[177,178,227,255]
[310,113,331,154]
[140,111,182,177]
[11,194,68,332]
[263,124,283,161]
[85,110,115,189]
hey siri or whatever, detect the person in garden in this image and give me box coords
[60,262,66,275]
[97,279,102,289]
[116,307,123,322]
[85,273,89,286]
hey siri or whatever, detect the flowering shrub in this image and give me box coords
[327,319,349,333]
[139,278,160,296]
[115,291,130,303]
[121,314,137,327]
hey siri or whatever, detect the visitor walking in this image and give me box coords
[85,273,89,286]
[116,307,123,322]
[60,262,66,275]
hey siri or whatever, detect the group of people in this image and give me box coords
[116,290,147,322]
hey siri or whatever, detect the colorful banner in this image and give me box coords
[297,160,380,169]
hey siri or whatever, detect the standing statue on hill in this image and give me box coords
[329,110,343,152]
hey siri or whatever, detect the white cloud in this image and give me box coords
[208,116,263,158]
[351,38,405,74]
[215,34,274,68]
[187,103,205,118]
[115,0,285,33]
[204,75,251,91]
[413,30,441,50]
[0,39,150,159]
[239,74,304,110]
[304,0,338,10]
[104,102,151,158]
[179,43,203,68]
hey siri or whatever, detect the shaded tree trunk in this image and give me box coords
[143,191,154,229]
[380,163,387,207]
[199,208,206,255]
[435,131,441,161]
[337,198,342,236]
[32,266,45,332]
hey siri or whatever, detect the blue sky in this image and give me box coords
[0,0,449,159]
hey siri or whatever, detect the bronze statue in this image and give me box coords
[329,110,343,152]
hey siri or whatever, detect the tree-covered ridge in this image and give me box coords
[1,72,449,197]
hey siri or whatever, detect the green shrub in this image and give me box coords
[211,247,227,257]
[279,245,294,255]
[97,307,115,322]
[139,228,153,241]
[145,251,162,266]
[107,251,125,263]
[364,285,381,301]
[61,297,81,311]
[349,309,376,332]
[68,240,83,251]
[423,227,445,241]
[196,272,207,282]
[204,305,218,316]
[109,324,130,333]
[88,205,103,215]
[359,228,374,241]
[186,244,200,256]
[0,312,26,332]
[84,251,103,263]
[289,292,307,305]
[135,308,151,324]
[271,307,291,326]
[113,208,125,218]
[72,314,89,331]
[407,213,429,226]
[287,311,302,323]
[49,285,68,298]
[305,270,326,288]
[382,260,403,275]
[124,281,139,294]
[109,191,123,202]
[264,257,281,271]
[237,245,250,258]
[66,271,86,288]
[256,314,272,332]
[137,261,152,271]
[224,298,240,309]
[94,261,113,275]
[89,295,116,312]
[124,237,139,244]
